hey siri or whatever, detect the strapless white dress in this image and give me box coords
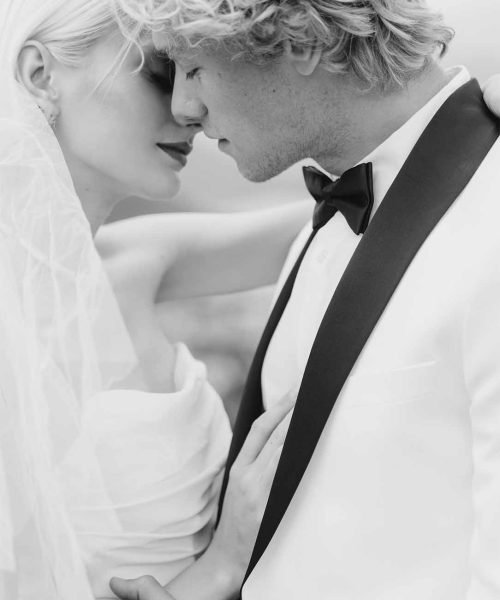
[58,344,231,599]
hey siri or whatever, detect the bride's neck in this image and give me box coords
[75,180,121,237]
[64,157,124,236]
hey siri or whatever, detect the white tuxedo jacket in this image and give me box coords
[243,80,500,599]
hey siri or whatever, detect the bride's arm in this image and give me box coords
[96,201,310,302]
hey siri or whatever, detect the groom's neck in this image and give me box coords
[316,62,453,175]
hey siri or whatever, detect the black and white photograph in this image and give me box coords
[1,1,500,599]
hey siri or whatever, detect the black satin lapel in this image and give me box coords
[217,229,317,522]
[244,79,500,582]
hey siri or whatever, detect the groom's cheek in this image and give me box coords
[484,75,500,116]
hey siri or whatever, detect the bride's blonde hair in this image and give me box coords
[26,0,118,66]
[1,1,120,73]
[3,0,148,95]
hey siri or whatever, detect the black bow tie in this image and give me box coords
[303,163,374,234]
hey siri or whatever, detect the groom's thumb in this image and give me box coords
[483,75,500,116]
[110,575,170,600]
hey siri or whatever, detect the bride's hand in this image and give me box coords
[208,390,295,579]
[110,391,295,600]
[110,576,174,600]
[484,75,500,115]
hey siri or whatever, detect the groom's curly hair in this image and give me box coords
[115,0,454,90]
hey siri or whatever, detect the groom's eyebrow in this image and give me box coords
[169,47,201,67]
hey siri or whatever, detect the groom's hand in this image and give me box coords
[110,576,174,600]
[484,75,500,115]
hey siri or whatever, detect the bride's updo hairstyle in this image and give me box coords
[2,0,150,105]
[1,0,127,77]
[114,0,454,91]
[20,2,117,66]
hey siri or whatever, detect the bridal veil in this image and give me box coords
[0,1,140,597]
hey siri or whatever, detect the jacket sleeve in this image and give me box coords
[464,257,500,599]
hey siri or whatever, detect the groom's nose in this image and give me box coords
[171,78,207,128]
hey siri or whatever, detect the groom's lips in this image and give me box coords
[157,142,193,166]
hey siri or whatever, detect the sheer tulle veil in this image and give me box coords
[0,1,140,597]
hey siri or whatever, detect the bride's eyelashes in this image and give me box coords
[143,56,176,94]
[145,70,174,94]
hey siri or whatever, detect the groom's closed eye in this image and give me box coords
[185,68,200,80]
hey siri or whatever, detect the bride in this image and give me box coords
[0,1,309,599]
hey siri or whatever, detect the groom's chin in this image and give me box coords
[235,158,286,183]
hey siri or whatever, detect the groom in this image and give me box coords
[116,1,500,599]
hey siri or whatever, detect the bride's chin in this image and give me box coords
[146,179,182,203]
[135,170,182,202]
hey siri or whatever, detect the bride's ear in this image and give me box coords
[283,41,322,77]
[17,41,60,125]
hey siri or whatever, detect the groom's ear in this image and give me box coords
[283,41,322,77]
[17,41,60,116]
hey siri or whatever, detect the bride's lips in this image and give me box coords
[157,142,193,166]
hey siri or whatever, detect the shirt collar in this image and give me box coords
[360,66,471,214]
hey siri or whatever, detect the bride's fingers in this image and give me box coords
[251,408,292,474]
[233,389,296,467]
[483,75,500,115]
[261,440,284,489]
[110,576,174,600]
